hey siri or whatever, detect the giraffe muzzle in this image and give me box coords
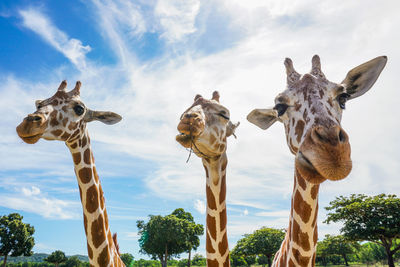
[16,114,47,144]
[296,125,352,183]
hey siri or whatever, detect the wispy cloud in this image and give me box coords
[155,0,200,43]
[194,199,206,214]
[19,8,91,70]
[0,188,79,220]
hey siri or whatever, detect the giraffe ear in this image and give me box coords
[342,56,387,100]
[84,110,122,125]
[247,108,278,130]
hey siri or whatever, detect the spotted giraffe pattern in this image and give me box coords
[203,155,229,267]
[176,92,239,267]
[248,55,387,266]
[16,81,124,267]
[273,171,319,267]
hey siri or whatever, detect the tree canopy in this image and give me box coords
[231,227,285,267]
[120,253,134,266]
[316,235,358,266]
[44,251,67,267]
[136,209,203,267]
[324,194,400,267]
[0,213,35,267]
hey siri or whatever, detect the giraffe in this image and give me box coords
[16,80,125,267]
[247,55,387,266]
[176,91,239,267]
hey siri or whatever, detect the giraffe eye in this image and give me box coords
[217,112,229,120]
[337,93,350,109]
[73,104,85,116]
[274,103,289,116]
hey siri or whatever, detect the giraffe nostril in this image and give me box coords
[339,129,347,143]
[313,127,328,143]
[27,115,42,122]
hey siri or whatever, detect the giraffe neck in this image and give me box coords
[272,168,319,267]
[66,128,124,267]
[202,153,230,267]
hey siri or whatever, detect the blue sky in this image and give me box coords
[1,0,400,260]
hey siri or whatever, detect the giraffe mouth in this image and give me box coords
[297,151,317,172]
[18,133,43,144]
[176,133,194,148]
[295,151,327,184]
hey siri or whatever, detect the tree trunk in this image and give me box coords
[187,249,191,267]
[387,252,395,267]
[383,244,395,267]
[342,254,349,266]
[267,255,271,267]
[163,244,168,267]
[2,254,7,267]
[159,255,164,267]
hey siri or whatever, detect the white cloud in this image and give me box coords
[0,193,79,220]
[154,0,200,42]
[19,8,91,70]
[194,199,206,214]
[21,186,41,196]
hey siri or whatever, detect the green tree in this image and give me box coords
[0,213,35,267]
[61,256,85,267]
[171,209,204,267]
[191,254,206,266]
[132,259,161,267]
[316,239,330,266]
[44,251,67,267]
[246,228,285,267]
[137,209,203,267]
[120,253,134,266]
[231,228,284,267]
[358,242,382,266]
[316,235,358,266]
[325,194,400,267]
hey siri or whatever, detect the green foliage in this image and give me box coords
[316,235,359,266]
[131,259,161,267]
[325,194,400,241]
[136,209,203,267]
[0,213,35,267]
[171,209,204,256]
[61,256,88,267]
[191,254,206,266]
[324,194,400,267]
[44,251,67,267]
[230,253,247,267]
[256,255,269,266]
[120,253,134,266]
[358,242,385,265]
[231,227,285,267]
[176,259,188,267]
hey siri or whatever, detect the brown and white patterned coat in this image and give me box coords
[16,81,125,267]
[176,92,239,267]
[247,55,387,266]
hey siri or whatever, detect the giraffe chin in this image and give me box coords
[296,151,352,183]
[176,133,193,148]
[18,133,43,144]
[295,153,327,184]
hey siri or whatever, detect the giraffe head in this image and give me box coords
[176,91,239,158]
[248,55,387,184]
[16,80,122,144]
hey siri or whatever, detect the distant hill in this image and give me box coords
[0,253,89,263]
